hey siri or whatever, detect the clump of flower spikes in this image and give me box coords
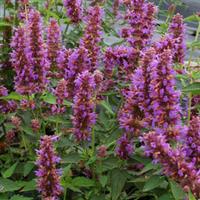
[0,86,17,113]
[182,116,200,166]
[63,0,82,23]
[80,6,103,71]
[104,46,139,79]
[10,26,36,94]
[142,131,200,198]
[35,135,62,199]
[26,9,49,92]
[149,49,181,135]
[168,13,185,64]
[72,70,102,141]
[47,18,62,77]
[121,0,157,49]
[116,133,133,159]
[57,47,90,99]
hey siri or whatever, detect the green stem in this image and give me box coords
[64,187,67,200]
[91,126,95,156]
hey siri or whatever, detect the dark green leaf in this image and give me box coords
[2,162,18,178]
[111,169,127,200]
[170,180,185,200]
[72,177,95,187]
[23,162,35,177]
[143,175,165,192]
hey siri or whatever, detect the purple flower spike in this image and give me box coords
[182,116,200,165]
[27,9,49,92]
[122,0,157,49]
[10,27,36,94]
[47,18,62,76]
[168,13,186,64]
[142,131,200,198]
[149,49,181,134]
[116,134,134,159]
[36,135,62,200]
[63,0,82,23]
[80,6,103,71]
[72,71,97,141]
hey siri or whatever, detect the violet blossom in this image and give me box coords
[36,135,62,199]
[63,0,82,23]
[72,71,97,141]
[80,6,103,71]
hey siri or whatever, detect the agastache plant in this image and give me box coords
[182,116,200,165]
[63,0,82,23]
[149,49,181,135]
[27,9,49,92]
[104,46,139,79]
[142,131,200,198]
[36,135,62,200]
[47,18,62,77]
[116,133,134,159]
[10,27,36,94]
[72,71,97,141]
[168,13,185,64]
[122,0,157,49]
[80,6,103,71]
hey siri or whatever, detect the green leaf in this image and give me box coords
[184,15,200,22]
[143,175,165,192]
[138,162,157,175]
[158,193,174,200]
[2,162,18,178]
[188,191,196,200]
[111,169,127,200]
[99,175,107,187]
[170,180,185,200]
[0,92,23,101]
[0,178,25,192]
[41,93,56,104]
[21,126,34,136]
[23,162,35,177]
[22,180,36,192]
[63,153,81,164]
[10,195,33,200]
[72,177,95,187]
[182,82,200,95]
[100,100,115,116]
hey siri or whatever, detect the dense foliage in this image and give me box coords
[0,0,200,200]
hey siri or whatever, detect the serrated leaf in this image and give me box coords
[143,175,165,192]
[2,162,18,178]
[72,177,95,187]
[170,180,185,200]
[182,82,200,95]
[0,178,25,192]
[111,169,127,200]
